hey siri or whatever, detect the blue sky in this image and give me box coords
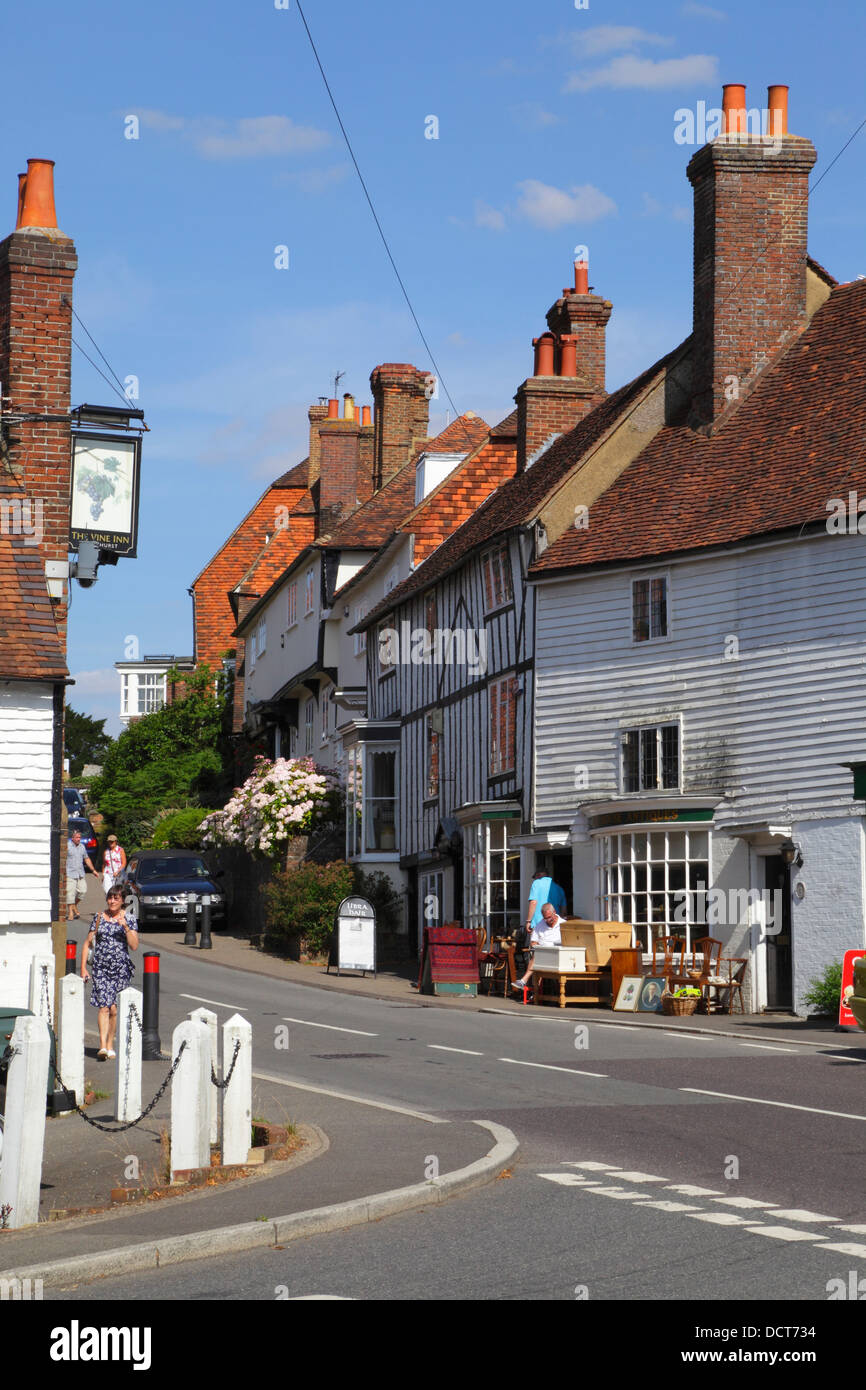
[5,0,863,733]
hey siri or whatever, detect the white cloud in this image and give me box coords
[136,110,330,159]
[515,179,616,230]
[561,25,674,57]
[565,52,718,92]
[641,192,691,223]
[681,2,727,18]
[276,164,350,194]
[510,102,560,131]
[474,199,507,232]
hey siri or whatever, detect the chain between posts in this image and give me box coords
[50,1029,187,1133]
[211,1039,241,1091]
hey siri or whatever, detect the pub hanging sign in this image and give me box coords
[69,431,141,557]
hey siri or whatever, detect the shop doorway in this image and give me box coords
[764,855,793,1009]
[533,850,574,917]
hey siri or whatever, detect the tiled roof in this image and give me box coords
[0,508,66,681]
[401,436,517,567]
[235,511,317,597]
[491,408,518,437]
[360,348,681,628]
[271,459,310,488]
[530,279,866,574]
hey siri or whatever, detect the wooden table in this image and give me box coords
[532,968,610,1008]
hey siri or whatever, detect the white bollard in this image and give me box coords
[189,1006,218,1144]
[0,1015,51,1227]
[170,1018,210,1177]
[221,1013,252,1166]
[28,955,56,1027]
[115,987,143,1122]
[58,975,85,1108]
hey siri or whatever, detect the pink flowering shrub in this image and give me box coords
[199,755,343,861]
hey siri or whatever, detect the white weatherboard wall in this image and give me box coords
[533,532,866,1014]
[0,683,55,1009]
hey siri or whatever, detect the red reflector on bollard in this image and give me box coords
[144,954,159,974]
[65,942,76,958]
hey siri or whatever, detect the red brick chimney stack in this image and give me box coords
[515,261,611,469]
[369,363,430,489]
[0,158,77,642]
[687,82,816,427]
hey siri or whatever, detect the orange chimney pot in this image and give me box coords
[722,84,747,135]
[15,173,27,229]
[767,84,788,136]
[361,405,371,426]
[574,261,589,295]
[559,335,578,378]
[533,332,556,376]
[18,158,58,229]
[327,398,339,418]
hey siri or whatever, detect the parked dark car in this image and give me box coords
[63,787,86,817]
[118,850,226,929]
[67,815,98,860]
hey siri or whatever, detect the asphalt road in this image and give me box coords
[51,932,866,1305]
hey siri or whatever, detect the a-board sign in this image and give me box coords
[328,896,376,976]
[838,948,866,1030]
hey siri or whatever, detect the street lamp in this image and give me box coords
[779,838,803,869]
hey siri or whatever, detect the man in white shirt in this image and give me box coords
[512,902,564,990]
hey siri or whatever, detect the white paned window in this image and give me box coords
[287,583,297,628]
[249,628,257,667]
[345,743,398,857]
[320,686,331,743]
[354,603,367,654]
[632,575,668,642]
[482,543,513,613]
[137,673,165,715]
[463,819,520,945]
[596,829,711,953]
[621,723,680,793]
[304,567,315,615]
[304,699,315,753]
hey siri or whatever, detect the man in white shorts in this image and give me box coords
[512,901,564,990]
[66,828,99,920]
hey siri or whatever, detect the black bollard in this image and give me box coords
[65,940,77,975]
[142,951,162,1060]
[183,894,198,946]
[199,895,213,950]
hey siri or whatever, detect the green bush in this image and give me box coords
[353,868,404,937]
[803,960,843,1016]
[150,808,219,851]
[263,862,355,957]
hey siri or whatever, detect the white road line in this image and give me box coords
[498,1057,607,1078]
[681,1087,866,1122]
[252,1069,447,1123]
[665,1184,722,1197]
[565,1161,621,1171]
[771,1209,840,1224]
[641,1200,701,1213]
[281,1016,378,1037]
[537,1172,591,1186]
[577,1185,649,1201]
[817,1241,866,1258]
[613,1171,671,1184]
[834,1224,866,1235]
[739,1043,797,1053]
[428,1045,484,1056]
[688,1211,755,1226]
[712,1196,777,1210]
[745,1226,823,1242]
[662,1031,719,1041]
[179,993,242,1010]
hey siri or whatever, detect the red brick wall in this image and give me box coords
[687,137,817,425]
[318,420,361,530]
[515,376,602,469]
[370,363,430,487]
[546,294,611,393]
[0,229,77,645]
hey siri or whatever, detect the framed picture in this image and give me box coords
[70,431,141,556]
[613,975,642,1012]
[637,976,667,1013]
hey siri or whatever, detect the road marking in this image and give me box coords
[712,1196,777,1210]
[688,1211,754,1226]
[665,1184,722,1197]
[537,1172,591,1186]
[577,1185,649,1201]
[281,1017,378,1037]
[179,993,242,1010]
[834,1224,866,1234]
[428,1045,484,1056]
[564,1161,621,1172]
[771,1209,840,1224]
[498,1057,607,1078]
[739,1043,797,1053]
[681,1087,866,1123]
[817,1242,866,1258]
[641,1200,701,1213]
[252,1069,447,1123]
[662,1031,719,1041]
[745,1225,822,1242]
[613,1171,670,1184]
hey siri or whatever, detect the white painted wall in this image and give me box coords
[0,684,55,1007]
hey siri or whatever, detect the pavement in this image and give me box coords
[0,879,854,1288]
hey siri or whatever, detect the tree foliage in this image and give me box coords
[89,664,233,849]
[64,705,111,778]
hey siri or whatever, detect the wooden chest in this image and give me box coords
[533,945,587,974]
[559,920,632,970]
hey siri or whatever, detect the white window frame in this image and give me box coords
[463,819,521,945]
[481,543,513,615]
[304,567,315,616]
[595,826,711,953]
[287,582,297,629]
[320,686,331,744]
[304,699,315,754]
[138,672,166,715]
[489,673,516,778]
[620,721,681,794]
[257,616,266,657]
[354,602,367,655]
[249,627,257,668]
[345,742,399,859]
[631,573,669,644]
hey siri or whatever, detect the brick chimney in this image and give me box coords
[515,261,610,469]
[687,83,817,427]
[369,363,430,488]
[0,159,77,644]
[316,391,371,534]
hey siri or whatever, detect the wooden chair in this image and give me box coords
[667,936,725,1011]
[477,926,511,997]
[652,937,686,983]
[712,957,747,1014]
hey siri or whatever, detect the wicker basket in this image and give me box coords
[662,993,700,1017]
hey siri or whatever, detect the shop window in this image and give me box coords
[632,576,668,642]
[482,543,513,613]
[596,828,710,952]
[489,675,516,777]
[622,723,679,793]
[463,819,521,944]
[346,743,398,857]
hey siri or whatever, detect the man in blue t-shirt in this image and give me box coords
[524,862,567,936]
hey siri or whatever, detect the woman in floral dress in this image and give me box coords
[81,887,139,1060]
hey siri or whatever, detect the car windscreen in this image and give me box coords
[138,858,210,882]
